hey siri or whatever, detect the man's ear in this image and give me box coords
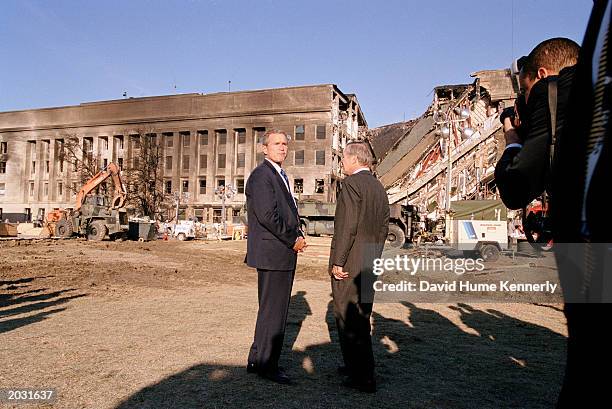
[537,67,550,79]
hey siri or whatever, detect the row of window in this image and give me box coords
[2,175,327,201]
[13,124,326,155]
[26,181,70,198]
[163,176,326,196]
[164,149,327,172]
[163,125,326,148]
[164,178,245,196]
[0,150,327,177]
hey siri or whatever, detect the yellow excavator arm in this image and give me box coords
[74,162,127,211]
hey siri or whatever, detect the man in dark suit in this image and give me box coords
[549,1,611,406]
[245,129,307,385]
[329,141,389,393]
[495,37,580,209]
[495,3,612,406]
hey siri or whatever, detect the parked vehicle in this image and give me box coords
[297,199,416,248]
[172,220,196,241]
[448,200,508,262]
[43,162,129,241]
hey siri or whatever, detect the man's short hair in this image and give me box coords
[261,129,288,146]
[344,141,373,167]
[526,37,580,76]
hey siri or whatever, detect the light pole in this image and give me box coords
[433,106,473,213]
[173,191,190,228]
[214,184,237,236]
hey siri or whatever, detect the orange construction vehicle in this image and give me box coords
[43,162,129,240]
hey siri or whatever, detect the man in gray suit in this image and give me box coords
[329,141,389,393]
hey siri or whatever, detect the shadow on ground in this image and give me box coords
[115,292,566,409]
[0,276,87,334]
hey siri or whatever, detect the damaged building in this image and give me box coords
[0,85,366,223]
[370,69,518,230]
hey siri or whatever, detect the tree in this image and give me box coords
[58,134,107,198]
[123,129,172,218]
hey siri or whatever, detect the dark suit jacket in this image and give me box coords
[329,170,390,276]
[552,0,611,244]
[495,66,575,210]
[245,159,301,271]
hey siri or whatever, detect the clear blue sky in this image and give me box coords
[0,0,592,128]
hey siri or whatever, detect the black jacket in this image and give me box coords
[552,0,612,244]
[245,160,301,270]
[495,66,575,210]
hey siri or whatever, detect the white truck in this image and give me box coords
[172,220,196,241]
[448,200,508,262]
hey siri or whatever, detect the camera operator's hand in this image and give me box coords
[503,118,523,145]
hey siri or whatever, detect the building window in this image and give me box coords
[115,135,124,150]
[181,132,190,147]
[199,178,207,195]
[295,125,305,141]
[0,142,7,154]
[0,162,6,174]
[103,158,108,169]
[200,154,207,170]
[213,208,222,223]
[166,156,172,171]
[198,130,208,145]
[182,180,189,193]
[294,178,303,194]
[254,127,266,144]
[43,183,49,197]
[59,160,64,173]
[101,137,108,151]
[217,178,225,188]
[236,129,246,144]
[58,182,63,196]
[216,130,227,146]
[29,182,34,197]
[315,179,325,193]
[218,154,226,169]
[316,150,325,165]
[165,180,172,194]
[165,133,174,148]
[295,150,304,165]
[0,183,5,197]
[182,156,190,171]
[316,125,326,139]
[83,137,93,153]
[237,153,245,168]
[147,133,157,145]
[45,161,50,174]
[133,157,140,169]
[130,135,140,150]
[72,182,78,196]
[72,160,77,172]
[236,178,244,194]
[31,161,36,175]
[117,157,124,170]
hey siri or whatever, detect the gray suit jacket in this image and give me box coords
[329,170,389,276]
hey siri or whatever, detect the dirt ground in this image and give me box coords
[1,237,567,409]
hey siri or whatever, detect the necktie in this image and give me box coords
[280,168,290,192]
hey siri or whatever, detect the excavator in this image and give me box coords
[42,162,129,240]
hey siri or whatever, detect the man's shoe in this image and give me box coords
[342,377,377,393]
[258,369,292,385]
[246,362,258,374]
